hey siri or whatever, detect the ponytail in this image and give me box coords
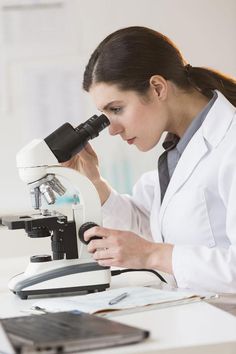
[186,66,236,106]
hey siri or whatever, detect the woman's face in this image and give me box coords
[90,82,168,151]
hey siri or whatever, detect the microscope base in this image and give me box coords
[14,282,110,300]
[9,260,111,299]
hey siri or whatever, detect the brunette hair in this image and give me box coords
[83,26,236,106]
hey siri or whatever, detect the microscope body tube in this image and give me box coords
[16,114,109,185]
[44,114,109,163]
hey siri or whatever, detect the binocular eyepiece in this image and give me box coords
[45,114,110,163]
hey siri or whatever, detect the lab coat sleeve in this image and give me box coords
[172,144,236,293]
[102,171,156,240]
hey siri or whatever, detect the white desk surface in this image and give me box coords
[0,257,236,354]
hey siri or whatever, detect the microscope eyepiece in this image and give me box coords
[44,114,110,163]
[75,114,110,138]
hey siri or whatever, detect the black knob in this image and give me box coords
[78,222,102,245]
[30,255,52,263]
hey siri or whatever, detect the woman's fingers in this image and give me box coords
[87,238,109,253]
[61,155,80,169]
[93,248,112,260]
[78,143,97,160]
[83,143,97,156]
[84,226,115,242]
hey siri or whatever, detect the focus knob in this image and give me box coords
[30,255,52,263]
[78,222,102,245]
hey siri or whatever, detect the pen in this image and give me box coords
[108,292,129,305]
[31,305,49,314]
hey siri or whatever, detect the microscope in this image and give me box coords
[2,114,111,299]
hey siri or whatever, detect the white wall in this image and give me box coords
[0,0,235,256]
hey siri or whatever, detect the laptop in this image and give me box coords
[0,323,15,354]
[0,311,149,353]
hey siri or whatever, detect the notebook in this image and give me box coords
[0,311,149,353]
[31,286,200,315]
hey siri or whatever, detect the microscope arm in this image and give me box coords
[46,166,102,259]
[46,166,102,225]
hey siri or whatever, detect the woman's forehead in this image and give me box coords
[90,83,140,111]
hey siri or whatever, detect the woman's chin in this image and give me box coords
[136,144,154,152]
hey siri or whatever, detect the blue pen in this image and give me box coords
[108,292,129,305]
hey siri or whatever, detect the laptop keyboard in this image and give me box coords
[1,310,149,352]
[1,312,102,343]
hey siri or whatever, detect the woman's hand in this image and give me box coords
[62,143,100,183]
[84,226,174,273]
[62,143,111,204]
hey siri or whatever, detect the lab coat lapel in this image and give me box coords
[159,131,208,222]
[159,90,236,226]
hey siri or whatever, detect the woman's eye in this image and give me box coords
[110,107,122,114]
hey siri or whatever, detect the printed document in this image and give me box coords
[32,286,200,315]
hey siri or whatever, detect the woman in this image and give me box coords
[65,26,236,293]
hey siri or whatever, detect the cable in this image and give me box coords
[111,268,167,284]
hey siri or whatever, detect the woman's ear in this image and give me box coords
[149,75,168,100]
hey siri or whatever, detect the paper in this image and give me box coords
[32,287,199,315]
[0,8,8,114]
[11,61,86,139]
[1,0,78,55]
[0,54,8,113]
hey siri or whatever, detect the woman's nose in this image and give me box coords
[108,122,123,136]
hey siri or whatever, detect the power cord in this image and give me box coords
[111,268,167,283]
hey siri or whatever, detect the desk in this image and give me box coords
[1,257,236,354]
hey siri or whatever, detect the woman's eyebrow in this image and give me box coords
[102,100,123,111]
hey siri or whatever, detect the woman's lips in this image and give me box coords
[127,138,136,145]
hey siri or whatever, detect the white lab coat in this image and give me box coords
[102,91,236,293]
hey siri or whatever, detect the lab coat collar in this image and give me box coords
[202,90,236,148]
[159,91,236,229]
